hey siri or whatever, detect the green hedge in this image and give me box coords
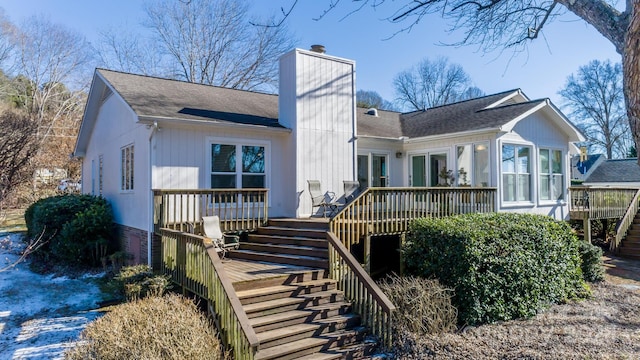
[25,194,117,267]
[404,213,588,325]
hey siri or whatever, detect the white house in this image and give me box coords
[74,47,584,265]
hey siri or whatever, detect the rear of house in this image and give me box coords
[74,47,583,266]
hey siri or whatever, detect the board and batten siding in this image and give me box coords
[81,93,151,230]
[279,49,357,217]
[152,124,292,217]
[497,111,572,219]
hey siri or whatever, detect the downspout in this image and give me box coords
[351,64,357,181]
[147,121,159,267]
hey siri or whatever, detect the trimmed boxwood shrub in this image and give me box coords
[404,213,588,325]
[25,194,116,267]
[578,240,605,282]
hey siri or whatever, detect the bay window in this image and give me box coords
[502,144,531,202]
[539,149,564,201]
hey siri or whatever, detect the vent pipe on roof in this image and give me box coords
[367,108,378,117]
[310,44,326,54]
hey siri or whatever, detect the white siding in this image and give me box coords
[152,123,292,217]
[280,49,357,217]
[81,94,150,230]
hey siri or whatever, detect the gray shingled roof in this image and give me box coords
[98,69,284,128]
[585,158,640,183]
[356,108,403,138]
[97,70,546,138]
[398,90,544,138]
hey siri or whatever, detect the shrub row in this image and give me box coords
[25,194,117,267]
[404,213,590,325]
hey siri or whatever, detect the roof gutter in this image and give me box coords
[403,128,498,144]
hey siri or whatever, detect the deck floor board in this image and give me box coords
[223,258,318,284]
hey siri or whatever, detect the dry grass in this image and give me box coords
[378,274,457,335]
[390,256,640,359]
[65,294,224,360]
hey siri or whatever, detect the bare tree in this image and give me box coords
[560,60,630,159]
[97,27,165,77]
[136,0,295,90]
[10,16,94,142]
[356,89,396,110]
[0,111,39,207]
[272,1,640,164]
[394,57,482,111]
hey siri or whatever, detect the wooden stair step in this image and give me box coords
[254,328,366,360]
[241,242,329,258]
[256,314,361,349]
[256,226,327,239]
[249,233,328,247]
[292,352,344,360]
[229,249,328,269]
[232,268,329,292]
[244,290,344,318]
[268,218,329,230]
[617,252,640,260]
[250,303,353,332]
[237,279,337,305]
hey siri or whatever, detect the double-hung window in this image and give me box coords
[502,144,531,202]
[121,144,134,191]
[539,149,564,201]
[211,143,266,189]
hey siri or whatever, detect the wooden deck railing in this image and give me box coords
[612,189,640,253]
[153,189,268,233]
[569,186,639,220]
[326,231,395,347]
[159,228,259,360]
[329,187,497,251]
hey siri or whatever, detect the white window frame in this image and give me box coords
[455,142,490,187]
[207,137,271,190]
[120,144,134,192]
[501,143,532,204]
[538,148,565,203]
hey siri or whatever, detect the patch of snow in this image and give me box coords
[0,233,106,359]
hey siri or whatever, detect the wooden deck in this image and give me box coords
[224,258,317,283]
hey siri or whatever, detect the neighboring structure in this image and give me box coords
[571,153,605,182]
[74,48,584,265]
[583,158,640,187]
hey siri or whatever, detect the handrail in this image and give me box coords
[612,189,640,253]
[153,188,268,233]
[326,231,395,347]
[159,228,259,360]
[569,186,639,220]
[330,186,497,251]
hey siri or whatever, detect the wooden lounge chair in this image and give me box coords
[202,215,239,258]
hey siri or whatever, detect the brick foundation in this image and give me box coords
[115,224,149,265]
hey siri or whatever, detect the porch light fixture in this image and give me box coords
[395,152,403,158]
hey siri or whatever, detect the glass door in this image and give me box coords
[429,153,448,186]
[357,155,369,189]
[372,154,387,187]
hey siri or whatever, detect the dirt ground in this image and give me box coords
[394,254,640,359]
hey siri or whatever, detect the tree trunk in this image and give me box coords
[623,0,640,163]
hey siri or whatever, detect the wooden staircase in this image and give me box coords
[619,214,640,260]
[228,219,377,360]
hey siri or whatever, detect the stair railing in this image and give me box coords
[326,231,395,347]
[160,228,259,360]
[612,189,640,253]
